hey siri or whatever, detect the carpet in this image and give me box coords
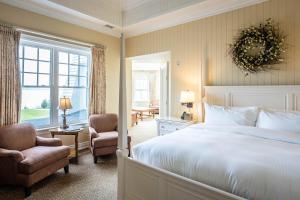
[129,118,157,146]
[0,152,117,200]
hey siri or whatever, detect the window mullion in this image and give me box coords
[51,48,59,125]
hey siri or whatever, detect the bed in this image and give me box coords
[117,85,300,200]
[132,124,300,200]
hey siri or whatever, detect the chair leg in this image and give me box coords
[64,165,69,174]
[24,187,31,197]
[94,156,97,164]
[128,144,131,157]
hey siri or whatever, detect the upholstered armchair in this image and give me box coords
[89,114,131,164]
[0,123,70,197]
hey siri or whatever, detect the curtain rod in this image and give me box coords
[16,27,106,49]
[0,22,106,49]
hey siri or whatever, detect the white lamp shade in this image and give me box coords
[59,97,72,110]
[180,91,195,103]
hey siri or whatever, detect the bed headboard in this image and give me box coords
[204,85,300,111]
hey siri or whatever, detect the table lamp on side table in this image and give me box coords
[180,90,195,121]
[59,96,72,129]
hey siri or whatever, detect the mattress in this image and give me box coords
[132,124,300,200]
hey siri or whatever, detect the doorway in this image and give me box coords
[127,52,170,144]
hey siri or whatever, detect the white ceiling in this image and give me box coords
[0,0,266,37]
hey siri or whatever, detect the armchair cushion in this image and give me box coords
[0,123,36,151]
[92,131,131,148]
[18,146,70,174]
[36,136,62,146]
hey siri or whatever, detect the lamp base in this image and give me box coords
[61,124,69,129]
[180,112,193,121]
[61,113,69,129]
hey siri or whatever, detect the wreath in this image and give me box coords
[229,18,285,75]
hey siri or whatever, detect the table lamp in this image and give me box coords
[180,90,195,120]
[59,96,72,129]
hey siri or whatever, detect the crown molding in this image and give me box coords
[0,0,121,37]
[0,0,267,38]
[124,0,267,38]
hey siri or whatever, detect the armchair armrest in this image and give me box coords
[0,148,24,162]
[0,148,24,185]
[36,136,62,146]
[89,127,99,147]
[89,127,98,139]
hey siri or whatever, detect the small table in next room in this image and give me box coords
[49,127,83,163]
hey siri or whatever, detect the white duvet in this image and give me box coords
[132,124,300,200]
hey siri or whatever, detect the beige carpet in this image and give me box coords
[0,119,157,200]
[129,118,157,146]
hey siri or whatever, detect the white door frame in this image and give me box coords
[159,61,170,117]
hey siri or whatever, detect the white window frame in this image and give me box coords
[20,35,91,129]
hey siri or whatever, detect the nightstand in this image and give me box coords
[156,117,194,136]
[49,126,83,163]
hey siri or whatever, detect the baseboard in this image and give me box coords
[69,141,89,151]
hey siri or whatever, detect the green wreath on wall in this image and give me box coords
[229,18,286,75]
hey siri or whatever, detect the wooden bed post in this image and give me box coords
[117,33,128,200]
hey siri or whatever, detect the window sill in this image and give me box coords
[36,121,89,135]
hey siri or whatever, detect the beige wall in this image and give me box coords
[126,0,300,119]
[0,3,120,146]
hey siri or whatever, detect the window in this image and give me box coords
[58,52,89,123]
[134,79,150,102]
[20,37,90,128]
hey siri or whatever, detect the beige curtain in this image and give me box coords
[0,25,21,126]
[89,46,106,115]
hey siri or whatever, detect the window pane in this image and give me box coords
[24,46,38,59]
[134,91,149,102]
[39,61,50,73]
[69,76,78,87]
[24,60,37,73]
[59,88,87,123]
[59,75,68,87]
[59,52,68,63]
[59,64,68,75]
[24,73,37,86]
[21,87,50,127]
[19,59,23,72]
[39,74,49,86]
[69,54,79,65]
[79,77,87,87]
[39,49,50,61]
[69,65,78,76]
[135,80,149,90]
[19,46,23,58]
[80,67,87,76]
[80,55,87,65]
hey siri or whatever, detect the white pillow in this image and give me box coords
[256,109,300,133]
[204,103,259,126]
